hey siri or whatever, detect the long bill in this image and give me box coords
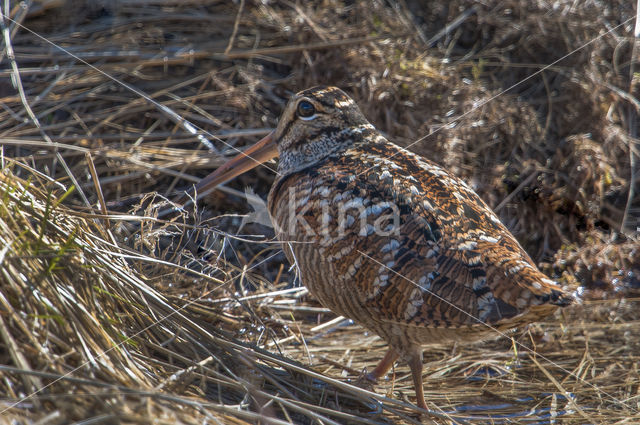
[182,131,278,205]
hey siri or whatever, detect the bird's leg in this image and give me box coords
[406,347,428,411]
[366,347,399,382]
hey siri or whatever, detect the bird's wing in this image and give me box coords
[324,143,571,328]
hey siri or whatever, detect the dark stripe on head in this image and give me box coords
[299,86,353,109]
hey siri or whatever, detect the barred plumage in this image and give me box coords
[189,86,572,410]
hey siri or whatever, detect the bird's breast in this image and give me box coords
[266,161,397,319]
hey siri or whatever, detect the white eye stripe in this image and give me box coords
[299,114,317,121]
[334,99,354,107]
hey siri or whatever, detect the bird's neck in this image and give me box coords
[277,123,378,176]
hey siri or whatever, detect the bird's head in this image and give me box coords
[272,86,372,174]
[187,86,374,202]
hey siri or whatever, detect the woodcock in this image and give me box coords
[189,86,573,410]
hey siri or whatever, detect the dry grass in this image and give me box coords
[1,0,639,423]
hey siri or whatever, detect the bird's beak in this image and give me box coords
[188,131,278,203]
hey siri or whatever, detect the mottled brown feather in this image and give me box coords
[209,85,572,409]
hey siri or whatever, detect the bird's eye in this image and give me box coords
[296,100,316,119]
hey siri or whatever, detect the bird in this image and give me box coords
[186,86,573,410]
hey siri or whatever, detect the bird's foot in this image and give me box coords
[353,368,377,391]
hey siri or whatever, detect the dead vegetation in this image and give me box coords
[0,0,639,423]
